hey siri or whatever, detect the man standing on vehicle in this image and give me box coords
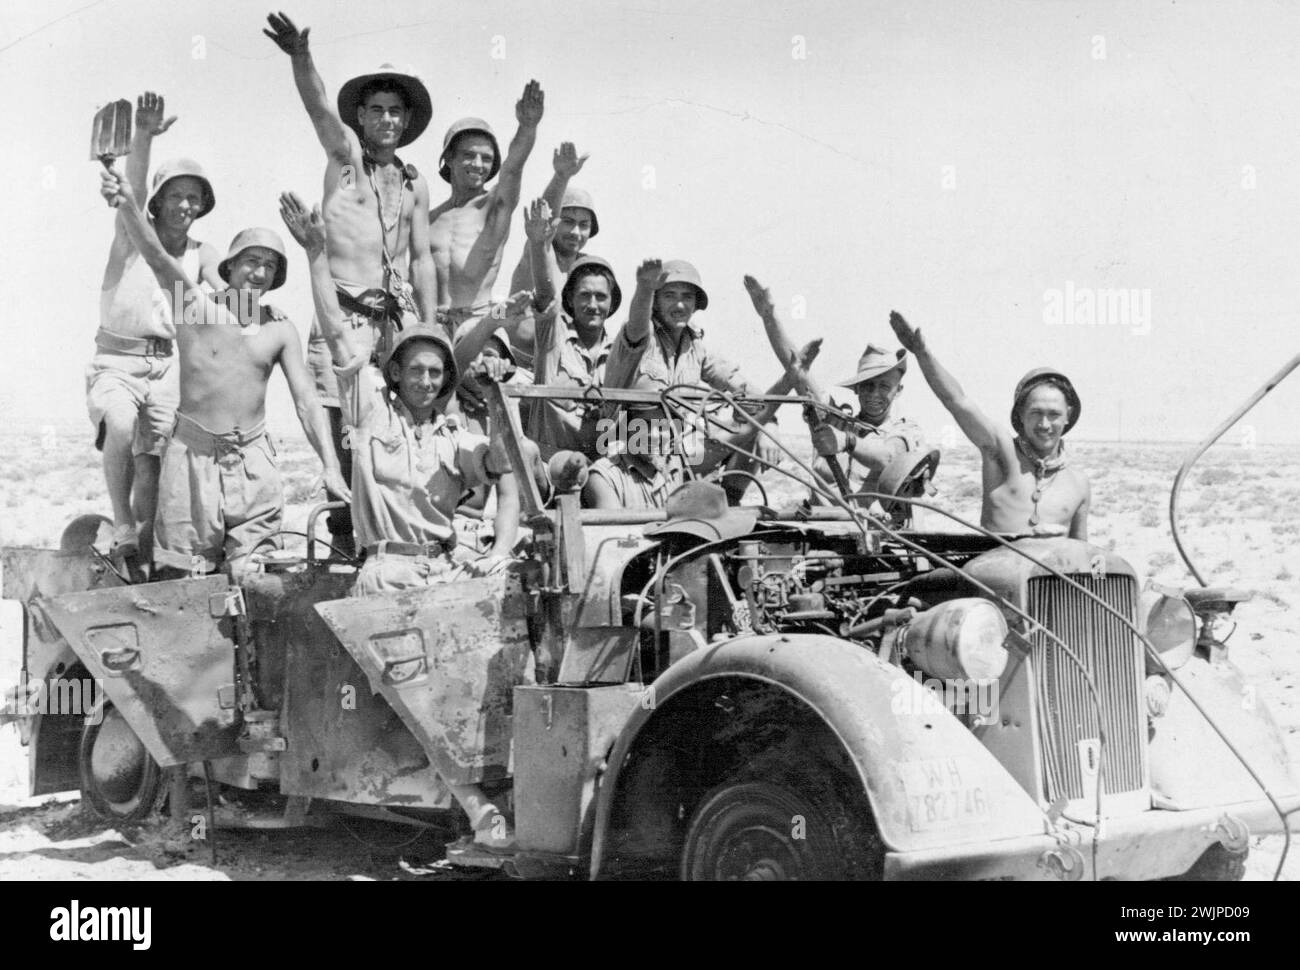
[890,312,1090,538]
[99,171,347,581]
[280,191,520,851]
[428,82,545,370]
[265,12,438,557]
[90,92,224,565]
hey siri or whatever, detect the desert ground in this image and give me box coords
[1,427,1297,881]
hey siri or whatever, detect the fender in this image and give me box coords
[1149,656,1300,808]
[591,632,1048,877]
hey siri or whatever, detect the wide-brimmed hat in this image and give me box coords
[656,260,708,310]
[439,118,501,183]
[146,158,215,220]
[380,324,459,403]
[838,344,907,388]
[644,480,758,543]
[1011,367,1081,435]
[562,255,622,316]
[560,186,599,237]
[218,228,287,291]
[336,64,432,149]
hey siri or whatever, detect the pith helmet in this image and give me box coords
[218,228,287,290]
[560,186,599,237]
[838,344,907,388]
[657,260,708,310]
[380,324,459,404]
[336,64,433,149]
[1011,367,1081,435]
[439,118,501,183]
[562,255,622,316]
[146,158,215,219]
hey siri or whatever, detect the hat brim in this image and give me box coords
[644,508,758,542]
[838,355,907,388]
[381,329,459,406]
[438,129,502,183]
[337,72,433,150]
[560,204,599,237]
[1011,370,1081,435]
[146,174,216,220]
[562,266,622,317]
[218,248,287,292]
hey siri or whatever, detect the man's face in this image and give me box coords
[357,92,408,150]
[227,247,281,296]
[449,134,496,190]
[156,176,205,231]
[854,369,903,424]
[571,273,612,331]
[1019,385,1070,454]
[390,343,448,412]
[555,206,594,257]
[654,283,697,331]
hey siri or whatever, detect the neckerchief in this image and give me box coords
[1014,436,1066,527]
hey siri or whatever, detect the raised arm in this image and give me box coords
[264,13,354,163]
[127,92,176,201]
[539,142,588,215]
[625,258,666,347]
[890,311,1004,455]
[491,80,544,218]
[407,176,437,323]
[523,199,561,312]
[278,192,360,366]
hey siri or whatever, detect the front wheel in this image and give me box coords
[681,780,868,881]
[79,698,167,823]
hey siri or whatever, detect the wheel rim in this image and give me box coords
[88,706,149,812]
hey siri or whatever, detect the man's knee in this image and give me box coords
[100,411,137,447]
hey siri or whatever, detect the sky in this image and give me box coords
[4,0,1300,445]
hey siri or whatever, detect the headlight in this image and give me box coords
[898,598,1010,682]
[1141,585,1196,670]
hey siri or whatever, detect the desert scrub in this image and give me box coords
[1149,551,1176,570]
[1139,507,1161,527]
[1197,466,1237,487]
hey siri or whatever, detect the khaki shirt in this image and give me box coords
[336,352,493,548]
[587,451,685,509]
[813,413,926,498]
[603,320,758,399]
[527,305,612,459]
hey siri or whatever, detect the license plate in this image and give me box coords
[898,757,991,832]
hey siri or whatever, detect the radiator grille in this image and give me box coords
[1026,574,1145,801]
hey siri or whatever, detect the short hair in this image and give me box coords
[357,79,409,111]
[1020,377,1074,417]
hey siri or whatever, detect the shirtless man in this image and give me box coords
[504,145,592,364]
[100,169,347,580]
[265,12,436,555]
[890,312,1090,538]
[280,192,519,851]
[90,92,223,563]
[428,81,545,369]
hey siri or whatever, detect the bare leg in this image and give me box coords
[100,414,137,545]
[132,453,160,559]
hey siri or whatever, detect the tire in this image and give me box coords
[1169,843,1248,882]
[79,698,167,823]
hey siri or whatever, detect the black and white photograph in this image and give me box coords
[0,0,1297,912]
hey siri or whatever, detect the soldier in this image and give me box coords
[890,312,1090,538]
[99,171,346,580]
[520,198,617,460]
[428,82,544,369]
[89,92,223,563]
[279,191,519,851]
[264,12,437,557]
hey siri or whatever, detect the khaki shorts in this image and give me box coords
[307,311,388,408]
[84,350,179,457]
[352,545,480,597]
[153,413,283,577]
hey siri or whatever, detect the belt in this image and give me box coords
[172,412,268,454]
[96,331,173,357]
[337,287,398,322]
[364,537,457,559]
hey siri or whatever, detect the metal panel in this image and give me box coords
[1027,574,1145,802]
[33,575,241,767]
[513,685,642,856]
[315,569,535,785]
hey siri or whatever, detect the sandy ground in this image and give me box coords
[1,430,1298,880]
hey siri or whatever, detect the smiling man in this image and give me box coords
[100,170,346,580]
[890,311,1090,538]
[428,82,544,369]
[90,92,223,565]
[265,12,436,557]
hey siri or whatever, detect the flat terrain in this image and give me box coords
[1,431,1297,880]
